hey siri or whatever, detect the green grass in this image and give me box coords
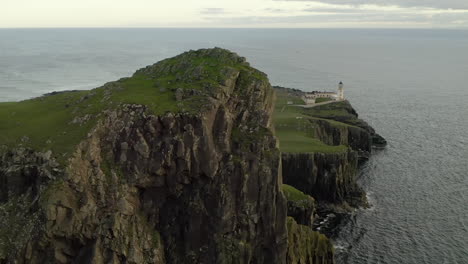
[276,130,347,153]
[282,184,313,203]
[0,48,268,161]
[0,91,98,160]
[315,97,333,103]
[300,100,360,126]
[0,77,185,162]
[273,89,348,154]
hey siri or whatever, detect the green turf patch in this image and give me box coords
[282,184,314,203]
[315,97,333,103]
[276,130,347,153]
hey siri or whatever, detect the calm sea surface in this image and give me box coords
[1,28,467,263]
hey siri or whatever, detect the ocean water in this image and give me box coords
[1,28,467,263]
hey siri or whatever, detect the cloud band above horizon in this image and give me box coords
[2,0,468,28]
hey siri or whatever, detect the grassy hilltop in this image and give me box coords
[0,48,267,161]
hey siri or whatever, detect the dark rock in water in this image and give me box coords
[372,133,387,147]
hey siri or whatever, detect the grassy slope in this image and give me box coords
[0,77,179,160]
[300,100,363,127]
[0,48,267,160]
[315,97,333,103]
[273,89,348,154]
[282,184,314,203]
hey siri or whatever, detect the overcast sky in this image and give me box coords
[2,0,468,28]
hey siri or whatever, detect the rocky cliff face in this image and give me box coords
[282,151,361,207]
[286,217,334,264]
[0,48,289,264]
[307,101,386,162]
[309,119,372,161]
[275,88,385,211]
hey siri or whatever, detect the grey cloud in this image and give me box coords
[303,7,367,13]
[279,0,468,10]
[264,8,287,13]
[203,12,468,26]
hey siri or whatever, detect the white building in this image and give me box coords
[302,82,345,104]
[338,81,344,100]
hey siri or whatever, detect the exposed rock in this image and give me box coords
[286,217,334,264]
[282,184,316,227]
[282,151,363,207]
[0,48,288,264]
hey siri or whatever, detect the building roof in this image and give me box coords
[305,91,336,95]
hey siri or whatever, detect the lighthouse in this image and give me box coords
[338,81,344,100]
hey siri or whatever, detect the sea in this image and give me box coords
[0,28,467,264]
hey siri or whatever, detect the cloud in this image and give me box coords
[202,2,468,28]
[278,0,468,10]
[303,7,365,13]
[3,0,468,28]
[205,13,431,25]
[264,8,287,13]
[200,0,468,28]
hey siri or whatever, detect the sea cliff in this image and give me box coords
[0,48,384,264]
[273,86,386,234]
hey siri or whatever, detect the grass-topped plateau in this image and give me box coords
[0,48,268,161]
[272,87,368,154]
[273,88,349,154]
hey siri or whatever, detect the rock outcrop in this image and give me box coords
[286,217,334,264]
[282,151,362,207]
[282,184,316,227]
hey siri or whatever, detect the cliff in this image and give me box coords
[0,48,289,264]
[273,86,385,233]
[282,151,361,206]
[0,49,383,264]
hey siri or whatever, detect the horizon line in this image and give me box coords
[1,27,468,30]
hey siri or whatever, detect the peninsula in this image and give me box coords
[0,48,385,264]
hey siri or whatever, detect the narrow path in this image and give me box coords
[293,99,345,108]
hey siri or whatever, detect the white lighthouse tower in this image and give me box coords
[338,81,344,100]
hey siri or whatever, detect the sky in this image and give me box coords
[2,0,468,28]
